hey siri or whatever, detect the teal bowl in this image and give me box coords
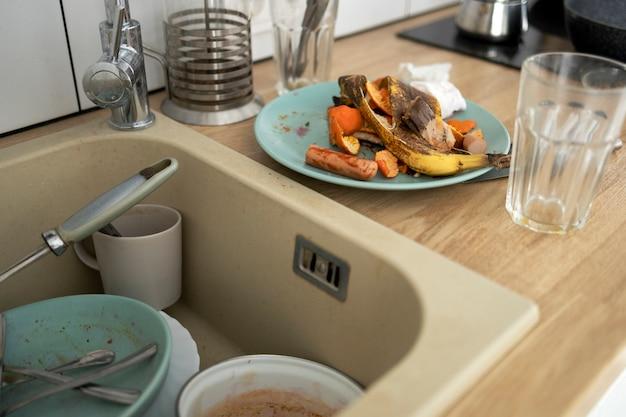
[2,294,172,417]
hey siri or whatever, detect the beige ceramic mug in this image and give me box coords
[74,204,182,310]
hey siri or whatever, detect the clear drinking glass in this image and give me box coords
[506,53,626,234]
[269,0,339,95]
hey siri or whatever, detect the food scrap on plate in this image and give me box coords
[305,74,510,181]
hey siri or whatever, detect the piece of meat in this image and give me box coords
[463,130,488,154]
[305,144,378,180]
[353,131,383,145]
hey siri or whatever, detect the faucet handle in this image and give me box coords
[83,60,132,107]
[110,1,127,60]
[84,0,132,107]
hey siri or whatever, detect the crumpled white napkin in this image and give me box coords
[397,62,466,118]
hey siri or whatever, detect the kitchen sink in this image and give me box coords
[0,114,538,417]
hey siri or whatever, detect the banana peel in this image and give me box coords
[338,74,510,177]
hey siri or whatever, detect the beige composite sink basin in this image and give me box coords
[0,114,538,417]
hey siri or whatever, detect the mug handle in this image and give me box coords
[73,241,100,271]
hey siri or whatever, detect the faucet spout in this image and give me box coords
[104,0,130,25]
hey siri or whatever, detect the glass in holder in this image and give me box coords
[269,0,339,95]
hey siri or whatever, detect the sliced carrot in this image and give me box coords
[366,82,392,116]
[327,105,363,135]
[446,119,476,135]
[336,135,361,155]
[375,150,399,178]
[448,124,465,148]
[328,115,343,146]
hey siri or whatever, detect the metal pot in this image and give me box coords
[455,0,529,42]
[564,0,626,63]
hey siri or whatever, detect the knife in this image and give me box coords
[464,134,620,184]
[0,343,157,416]
[464,167,510,183]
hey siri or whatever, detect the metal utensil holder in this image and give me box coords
[157,7,263,125]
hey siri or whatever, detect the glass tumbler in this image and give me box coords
[269,0,339,95]
[506,53,626,234]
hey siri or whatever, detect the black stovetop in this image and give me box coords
[398,3,574,70]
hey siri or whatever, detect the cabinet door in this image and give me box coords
[409,0,458,16]
[62,0,166,111]
[335,0,407,37]
[0,1,79,134]
[251,1,274,61]
[250,0,409,61]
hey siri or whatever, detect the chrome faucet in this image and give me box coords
[83,0,154,130]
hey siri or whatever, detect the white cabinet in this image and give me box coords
[0,1,79,133]
[251,2,274,61]
[0,0,457,134]
[251,0,411,62]
[62,0,167,111]
[409,0,458,15]
[335,0,407,37]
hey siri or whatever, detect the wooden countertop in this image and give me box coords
[3,7,626,417]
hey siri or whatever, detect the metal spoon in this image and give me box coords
[0,343,157,416]
[4,349,139,404]
[4,365,140,405]
[3,349,115,387]
[292,0,330,80]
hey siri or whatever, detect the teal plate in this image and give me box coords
[2,294,171,417]
[254,81,511,190]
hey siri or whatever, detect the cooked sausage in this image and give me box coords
[305,145,378,180]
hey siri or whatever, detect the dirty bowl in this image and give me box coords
[3,294,171,417]
[177,355,363,417]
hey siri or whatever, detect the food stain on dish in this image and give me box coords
[273,122,312,138]
[271,123,291,134]
[204,389,336,417]
[296,122,310,138]
[274,112,313,137]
